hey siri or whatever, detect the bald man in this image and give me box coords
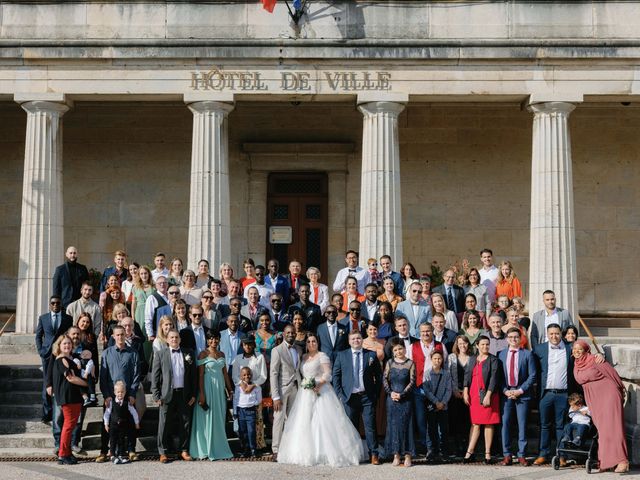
[52,246,89,309]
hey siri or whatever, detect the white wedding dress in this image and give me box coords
[277,352,366,467]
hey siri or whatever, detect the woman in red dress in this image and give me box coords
[463,335,500,464]
[573,340,629,473]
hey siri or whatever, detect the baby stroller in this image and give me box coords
[552,423,599,474]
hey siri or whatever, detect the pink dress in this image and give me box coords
[469,359,500,425]
[574,362,628,470]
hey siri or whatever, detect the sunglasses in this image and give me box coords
[50,301,61,305]
[191,313,202,317]
[325,311,338,316]
[168,291,180,295]
[350,308,361,312]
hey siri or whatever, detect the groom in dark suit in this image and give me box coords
[35,295,73,422]
[316,306,349,363]
[332,331,382,464]
[151,329,197,463]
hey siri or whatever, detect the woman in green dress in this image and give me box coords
[460,309,486,353]
[190,331,234,461]
[131,265,155,362]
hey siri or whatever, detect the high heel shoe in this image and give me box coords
[462,452,475,464]
[484,453,492,465]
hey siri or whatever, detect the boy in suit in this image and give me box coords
[332,331,382,465]
[151,329,197,463]
[499,327,537,466]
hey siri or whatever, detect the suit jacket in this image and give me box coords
[463,354,501,394]
[533,341,579,395]
[35,312,73,358]
[360,300,380,322]
[395,300,431,337]
[332,348,382,404]
[269,341,302,401]
[384,334,418,361]
[240,304,268,331]
[284,274,309,304]
[498,347,537,400]
[179,325,210,353]
[434,328,457,354]
[219,329,246,367]
[267,309,290,332]
[151,346,197,404]
[316,321,349,362]
[265,274,290,306]
[530,308,574,349]
[338,317,367,337]
[432,284,466,315]
[287,301,322,332]
[52,261,89,308]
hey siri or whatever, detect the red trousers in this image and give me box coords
[59,403,82,457]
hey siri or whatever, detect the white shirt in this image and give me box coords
[420,340,448,376]
[569,406,591,425]
[287,343,299,369]
[103,399,140,427]
[233,384,262,414]
[144,292,169,337]
[192,325,206,356]
[544,309,560,342]
[231,353,268,386]
[351,348,365,393]
[479,265,499,302]
[546,341,568,390]
[333,267,371,294]
[365,300,378,320]
[151,268,170,282]
[170,349,185,389]
[399,336,413,360]
[243,281,275,309]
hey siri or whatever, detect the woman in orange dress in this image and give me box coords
[363,323,387,436]
[494,260,522,300]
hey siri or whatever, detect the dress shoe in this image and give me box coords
[559,458,567,468]
[41,416,52,425]
[533,457,548,466]
[159,454,169,464]
[180,451,193,461]
[371,454,381,465]
[272,452,278,462]
[517,457,529,466]
[95,453,108,463]
[501,456,513,466]
[484,453,493,465]
[128,452,139,462]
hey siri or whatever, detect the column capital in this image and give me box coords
[19,101,70,116]
[528,101,576,116]
[14,93,72,112]
[358,101,406,117]
[187,100,235,116]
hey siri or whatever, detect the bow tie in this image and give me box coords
[550,344,563,350]
[348,269,356,273]
[171,349,181,354]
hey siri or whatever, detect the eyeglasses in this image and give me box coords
[191,313,202,317]
[168,291,180,295]
[369,263,378,267]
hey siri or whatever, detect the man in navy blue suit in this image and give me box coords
[532,323,580,466]
[332,331,382,465]
[35,295,73,422]
[498,327,537,466]
[266,259,290,307]
[316,306,348,363]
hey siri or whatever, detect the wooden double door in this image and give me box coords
[267,173,328,276]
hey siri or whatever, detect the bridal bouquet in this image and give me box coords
[301,377,319,396]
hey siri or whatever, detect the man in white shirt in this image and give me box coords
[333,250,371,294]
[151,252,170,282]
[360,283,380,322]
[244,265,274,309]
[66,282,103,337]
[530,290,574,349]
[479,248,499,303]
[144,277,171,341]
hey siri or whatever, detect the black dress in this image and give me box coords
[383,358,416,456]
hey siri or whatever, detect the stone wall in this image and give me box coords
[0,101,638,312]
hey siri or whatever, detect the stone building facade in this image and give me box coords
[1,1,640,333]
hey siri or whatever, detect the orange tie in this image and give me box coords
[351,319,358,333]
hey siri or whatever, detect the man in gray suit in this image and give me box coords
[530,290,574,349]
[151,330,197,463]
[269,324,302,459]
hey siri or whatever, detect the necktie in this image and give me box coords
[329,324,336,346]
[354,351,361,390]
[52,313,58,331]
[447,287,456,313]
[509,350,517,387]
[292,276,297,289]
[274,313,279,324]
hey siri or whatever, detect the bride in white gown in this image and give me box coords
[277,334,366,467]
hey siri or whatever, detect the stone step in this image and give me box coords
[0,344,37,355]
[0,364,42,379]
[0,432,157,451]
[0,447,99,459]
[0,391,41,404]
[0,333,36,346]
[584,318,640,329]
[0,378,42,392]
[589,327,640,338]
[0,354,42,365]
[580,336,640,347]
[0,419,52,435]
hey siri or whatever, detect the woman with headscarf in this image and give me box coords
[572,340,629,473]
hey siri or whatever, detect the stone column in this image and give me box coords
[15,100,69,334]
[186,101,234,272]
[357,101,405,268]
[527,101,579,318]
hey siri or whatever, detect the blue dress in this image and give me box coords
[383,358,416,457]
[189,356,233,460]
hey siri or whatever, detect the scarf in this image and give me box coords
[573,339,624,391]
